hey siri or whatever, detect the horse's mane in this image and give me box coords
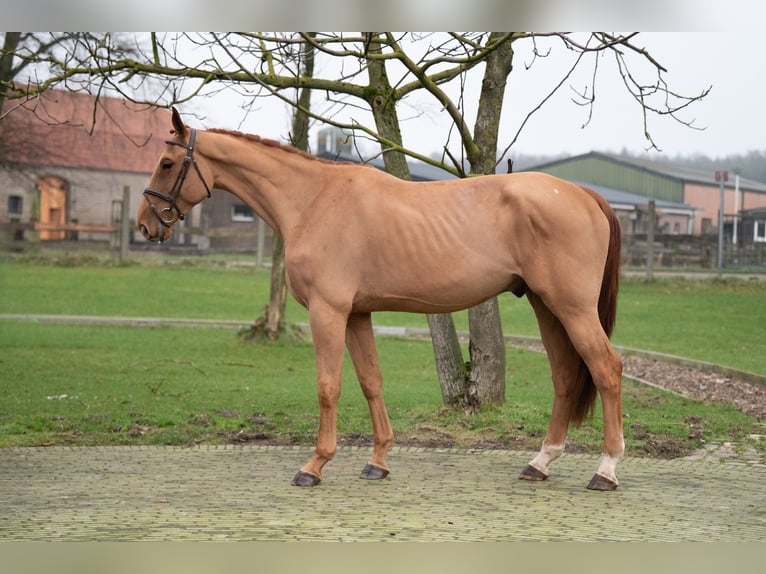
[206,128,371,169]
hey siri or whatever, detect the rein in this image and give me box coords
[143,128,212,228]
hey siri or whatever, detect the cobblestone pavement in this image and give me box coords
[1,445,765,541]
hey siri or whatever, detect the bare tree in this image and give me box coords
[1,33,80,170]
[3,32,710,408]
[244,34,318,340]
[0,32,21,106]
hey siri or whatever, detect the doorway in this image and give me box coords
[37,176,69,240]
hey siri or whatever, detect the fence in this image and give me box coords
[623,233,765,269]
[4,212,765,273]
[2,187,133,262]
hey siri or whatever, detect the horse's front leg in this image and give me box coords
[291,302,349,487]
[346,312,394,480]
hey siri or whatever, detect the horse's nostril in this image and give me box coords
[139,224,149,239]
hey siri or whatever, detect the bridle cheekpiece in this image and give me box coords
[143,128,212,228]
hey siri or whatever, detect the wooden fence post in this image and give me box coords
[120,186,130,263]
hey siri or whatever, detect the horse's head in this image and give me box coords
[138,108,212,243]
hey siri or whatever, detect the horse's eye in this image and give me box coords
[161,160,173,171]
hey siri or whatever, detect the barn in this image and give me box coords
[0,88,205,246]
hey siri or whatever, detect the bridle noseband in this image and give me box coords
[143,128,212,228]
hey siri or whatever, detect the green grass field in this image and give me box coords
[1,253,764,455]
[2,256,764,373]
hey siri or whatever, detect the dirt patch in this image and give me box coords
[338,433,374,447]
[635,437,692,458]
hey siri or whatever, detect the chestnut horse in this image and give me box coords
[138,109,624,491]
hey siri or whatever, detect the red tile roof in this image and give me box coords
[0,88,172,174]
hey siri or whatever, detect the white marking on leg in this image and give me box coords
[595,438,625,484]
[528,442,565,476]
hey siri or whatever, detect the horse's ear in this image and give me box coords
[171,107,187,138]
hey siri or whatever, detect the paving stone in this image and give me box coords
[1,445,764,541]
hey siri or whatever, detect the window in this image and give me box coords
[8,195,22,217]
[231,203,255,222]
[754,220,766,243]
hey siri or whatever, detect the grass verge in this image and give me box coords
[1,321,761,458]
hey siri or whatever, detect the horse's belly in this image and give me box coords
[353,271,514,315]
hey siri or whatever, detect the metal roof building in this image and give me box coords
[529,151,766,202]
[528,151,766,236]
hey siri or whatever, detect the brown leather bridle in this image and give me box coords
[143,128,212,228]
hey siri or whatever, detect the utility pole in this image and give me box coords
[732,169,741,246]
[715,170,728,277]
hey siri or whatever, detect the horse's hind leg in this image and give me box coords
[522,292,623,489]
[519,292,582,481]
[560,312,624,490]
[345,312,394,479]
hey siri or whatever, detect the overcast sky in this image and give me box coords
[503,32,766,159]
[4,0,762,162]
[189,32,763,163]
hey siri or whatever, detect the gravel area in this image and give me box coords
[510,338,765,421]
[621,354,766,420]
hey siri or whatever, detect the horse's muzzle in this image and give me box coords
[138,222,170,243]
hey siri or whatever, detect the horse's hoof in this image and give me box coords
[586,474,618,491]
[291,470,321,487]
[519,465,548,481]
[360,463,389,480]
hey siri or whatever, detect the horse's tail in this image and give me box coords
[585,186,621,339]
[568,186,622,426]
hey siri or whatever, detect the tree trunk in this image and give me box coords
[427,313,469,406]
[364,36,409,178]
[365,35,469,406]
[368,33,516,408]
[463,33,516,405]
[0,33,22,113]
[266,232,287,335]
[468,299,505,405]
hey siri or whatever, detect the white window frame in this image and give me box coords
[231,204,255,222]
[754,220,766,243]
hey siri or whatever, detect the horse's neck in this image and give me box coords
[203,131,321,238]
